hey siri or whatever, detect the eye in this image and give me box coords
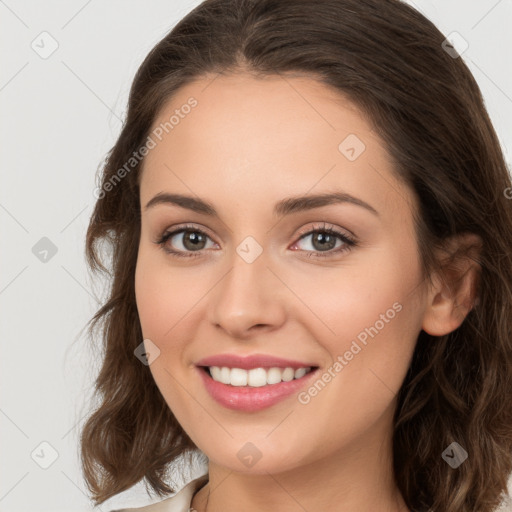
[290,222,357,258]
[154,223,217,258]
[154,222,357,259]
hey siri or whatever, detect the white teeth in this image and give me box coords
[282,367,295,382]
[248,367,267,387]
[230,368,247,386]
[266,367,283,385]
[220,366,230,384]
[208,366,313,387]
[294,367,307,379]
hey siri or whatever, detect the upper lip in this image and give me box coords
[195,353,319,370]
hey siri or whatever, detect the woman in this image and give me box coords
[79,0,512,511]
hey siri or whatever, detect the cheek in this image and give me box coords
[292,255,417,338]
[134,251,202,417]
[295,248,422,383]
[135,247,206,340]
[135,258,170,339]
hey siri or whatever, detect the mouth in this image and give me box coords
[199,365,319,387]
[196,364,320,411]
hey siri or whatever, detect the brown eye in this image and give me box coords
[155,225,217,258]
[176,230,208,251]
[291,225,357,259]
[308,231,339,251]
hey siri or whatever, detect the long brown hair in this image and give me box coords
[80,1,512,510]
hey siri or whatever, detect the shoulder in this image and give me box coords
[110,473,209,512]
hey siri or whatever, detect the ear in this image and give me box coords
[422,232,482,336]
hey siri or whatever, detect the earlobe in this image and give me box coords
[421,232,482,337]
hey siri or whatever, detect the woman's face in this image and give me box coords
[135,73,429,474]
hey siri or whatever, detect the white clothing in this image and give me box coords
[111,474,209,512]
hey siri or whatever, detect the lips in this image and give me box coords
[195,353,318,370]
[196,364,320,411]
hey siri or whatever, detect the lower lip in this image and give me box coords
[196,366,319,412]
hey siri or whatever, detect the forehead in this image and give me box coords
[147,73,374,159]
[140,73,414,223]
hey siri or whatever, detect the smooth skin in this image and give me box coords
[134,73,481,512]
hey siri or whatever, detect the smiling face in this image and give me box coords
[134,73,430,476]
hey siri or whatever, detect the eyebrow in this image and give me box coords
[144,191,379,217]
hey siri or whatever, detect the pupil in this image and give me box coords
[313,232,335,251]
[181,231,336,252]
[184,231,205,250]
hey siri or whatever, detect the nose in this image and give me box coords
[208,248,287,339]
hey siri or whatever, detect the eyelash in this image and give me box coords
[154,222,357,259]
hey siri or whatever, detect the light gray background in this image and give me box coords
[1,1,511,511]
